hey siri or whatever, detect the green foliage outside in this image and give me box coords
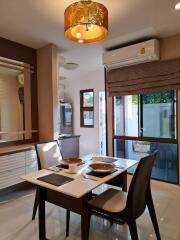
[142,91,175,104]
[132,95,138,104]
[115,91,175,105]
[83,92,94,107]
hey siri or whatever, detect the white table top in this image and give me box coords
[22,157,137,198]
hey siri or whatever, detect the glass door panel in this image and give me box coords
[114,96,124,135]
[114,139,178,183]
[114,95,139,136]
[124,95,139,137]
[113,90,178,184]
[142,91,176,139]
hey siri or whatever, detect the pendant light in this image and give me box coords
[64,0,108,44]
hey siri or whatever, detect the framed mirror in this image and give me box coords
[0,56,35,143]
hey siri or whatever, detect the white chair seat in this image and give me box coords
[89,188,127,213]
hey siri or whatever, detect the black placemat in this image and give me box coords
[86,169,118,178]
[56,161,85,169]
[37,173,73,186]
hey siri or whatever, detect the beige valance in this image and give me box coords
[106,59,180,96]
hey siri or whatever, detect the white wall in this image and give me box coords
[59,46,105,156]
[64,69,104,156]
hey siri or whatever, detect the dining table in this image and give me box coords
[22,155,137,240]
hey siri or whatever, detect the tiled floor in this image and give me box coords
[0,180,180,240]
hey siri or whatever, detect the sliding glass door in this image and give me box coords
[141,91,176,139]
[113,90,178,184]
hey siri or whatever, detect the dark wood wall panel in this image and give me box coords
[0,37,38,144]
[107,58,180,96]
[0,37,36,65]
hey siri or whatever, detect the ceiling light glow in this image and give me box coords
[175,2,180,9]
[64,0,108,44]
[76,32,82,38]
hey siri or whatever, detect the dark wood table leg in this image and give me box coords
[81,194,91,240]
[38,187,47,240]
[81,211,90,240]
[122,170,127,192]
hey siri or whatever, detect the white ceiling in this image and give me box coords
[59,44,104,80]
[0,0,180,52]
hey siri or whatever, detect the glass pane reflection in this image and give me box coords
[114,139,178,184]
[83,111,93,126]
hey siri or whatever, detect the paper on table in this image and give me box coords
[48,166,61,172]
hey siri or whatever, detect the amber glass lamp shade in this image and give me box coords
[64,0,108,44]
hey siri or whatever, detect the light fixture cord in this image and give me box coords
[80,0,92,31]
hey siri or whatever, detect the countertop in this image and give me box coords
[59,134,80,140]
[0,144,35,156]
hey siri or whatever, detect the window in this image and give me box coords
[141,91,176,138]
[114,95,139,136]
[113,90,178,184]
[114,91,176,139]
[114,139,178,183]
[80,89,94,127]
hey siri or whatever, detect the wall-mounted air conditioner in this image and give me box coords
[103,39,160,70]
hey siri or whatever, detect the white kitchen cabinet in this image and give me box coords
[0,147,38,190]
[0,152,25,173]
[0,167,25,190]
[25,149,38,174]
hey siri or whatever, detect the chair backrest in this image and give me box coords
[35,141,63,170]
[126,151,157,218]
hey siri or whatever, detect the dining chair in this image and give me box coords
[87,152,161,240]
[32,140,71,237]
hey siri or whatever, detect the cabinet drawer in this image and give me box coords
[0,167,25,190]
[0,152,25,173]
